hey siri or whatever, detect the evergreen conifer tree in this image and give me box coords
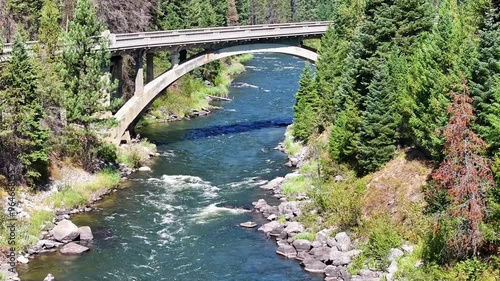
[0,33,48,185]
[38,0,60,59]
[470,1,500,153]
[59,0,114,171]
[358,56,401,173]
[293,64,317,141]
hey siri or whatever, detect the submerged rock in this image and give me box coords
[138,166,152,172]
[239,221,257,228]
[59,242,89,255]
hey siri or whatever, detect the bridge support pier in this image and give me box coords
[134,51,145,96]
[146,53,154,83]
[111,56,124,100]
[171,52,180,68]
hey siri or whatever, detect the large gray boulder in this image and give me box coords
[316,229,331,245]
[334,232,352,252]
[329,251,352,266]
[78,226,93,241]
[276,244,297,259]
[284,222,304,234]
[278,202,301,218]
[52,220,79,242]
[309,246,331,262]
[252,199,268,209]
[261,177,284,190]
[59,242,89,254]
[303,260,327,273]
[258,221,281,233]
[292,239,312,252]
[388,248,404,262]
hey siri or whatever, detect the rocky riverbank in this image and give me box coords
[0,141,159,281]
[241,133,416,281]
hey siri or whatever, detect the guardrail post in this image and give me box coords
[146,53,154,83]
[134,50,145,96]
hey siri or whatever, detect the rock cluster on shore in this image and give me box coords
[242,169,413,281]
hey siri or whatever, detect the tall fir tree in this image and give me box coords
[59,0,114,171]
[358,56,401,173]
[293,64,318,141]
[0,33,48,185]
[470,1,500,153]
[38,0,60,59]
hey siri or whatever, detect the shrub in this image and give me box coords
[310,175,367,229]
[354,216,402,270]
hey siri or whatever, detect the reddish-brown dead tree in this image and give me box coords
[227,0,239,26]
[432,81,494,259]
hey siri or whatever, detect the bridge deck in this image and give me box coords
[1,21,330,60]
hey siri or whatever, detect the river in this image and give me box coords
[18,54,322,281]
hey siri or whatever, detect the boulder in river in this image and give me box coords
[303,260,327,273]
[276,244,297,259]
[17,256,29,264]
[292,239,312,252]
[260,177,284,190]
[78,226,94,241]
[52,219,79,242]
[138,166,152,172]
[59,242,89,255]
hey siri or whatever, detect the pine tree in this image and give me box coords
[59,0,114,171]
[0,33,48,185]
[186,0,218,28]
[470,1,500,153]
[293,64,318,141]
[38,0,61,59]
[432,82,493,259]
[227,0,240,26]
[358,56,401,173]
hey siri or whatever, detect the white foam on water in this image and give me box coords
[226,177,268,189]
[192,203,250,224]
[226,109,237,112]
[148,175,219,199]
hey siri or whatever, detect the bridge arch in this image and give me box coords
[111,43,318,142]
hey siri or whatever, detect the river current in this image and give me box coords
[19,54,322,281]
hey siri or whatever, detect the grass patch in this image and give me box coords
[44,168,120,209]
[117,141,156,169]
[293,232,316,242]
[284,130,304,156]
[282,175,309,196]
[145,54,252,122]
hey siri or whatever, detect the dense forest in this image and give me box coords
[292,0,500,279]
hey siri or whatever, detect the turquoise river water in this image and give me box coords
[18,54,323,281]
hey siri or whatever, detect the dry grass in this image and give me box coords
[362,148,433,242]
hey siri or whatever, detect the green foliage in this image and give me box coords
[293,64,318,141]
[353,217,403,271]
[0,33,49,186]
[283,130,303,156]
[309,173,367,229]
[38,0,60,59]
[293,232,316,242]
[281,175,308,196]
